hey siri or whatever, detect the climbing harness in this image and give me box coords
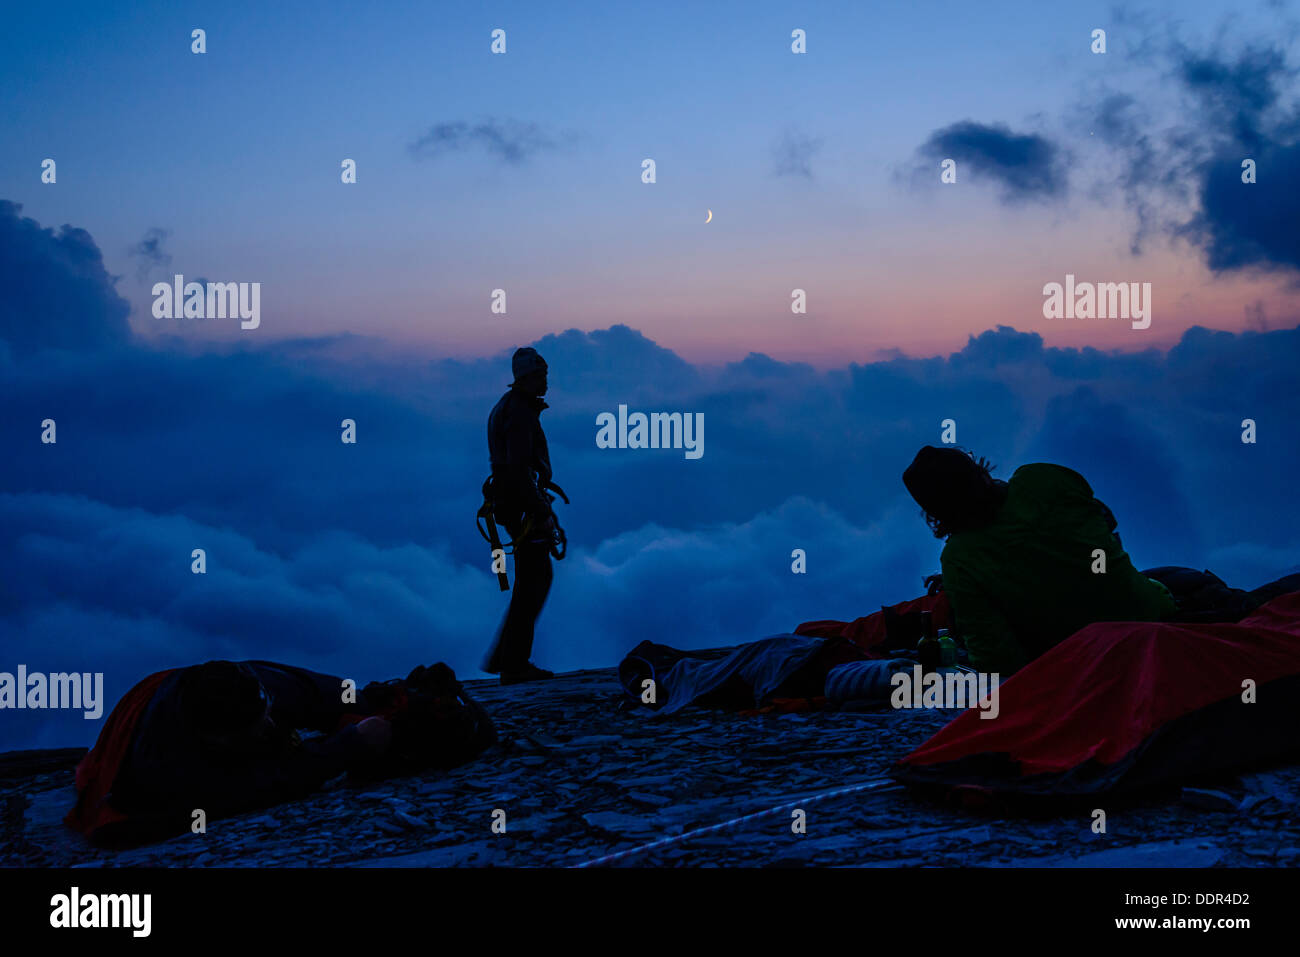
[477,476,569,590]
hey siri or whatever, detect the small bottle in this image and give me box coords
[917,610,941,671]
[937,628,958,668]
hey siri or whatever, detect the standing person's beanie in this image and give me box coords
[512,347,547,381]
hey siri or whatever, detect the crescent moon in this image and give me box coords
[705,209,712,223]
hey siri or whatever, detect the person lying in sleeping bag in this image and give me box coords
[902,447,1176,676]
[68,659,494,845]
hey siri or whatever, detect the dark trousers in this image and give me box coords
[486,521,553,672]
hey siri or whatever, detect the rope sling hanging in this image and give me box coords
[476,476,569,590]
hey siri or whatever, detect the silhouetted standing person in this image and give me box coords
[483,348,559,684]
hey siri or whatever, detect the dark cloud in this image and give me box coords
[1175,45,1292,152]
[1183,142,1300,273]
[772,130,824,179]
[408,118,558,164]
[948,326,1045,368]
[526,324,698,396]
[724,352,815,380]
[915,121,1068,203]
[128,227,171,281]
[0,200,132,356]
[1084,37,1300,273]
[1170,43,1300,274]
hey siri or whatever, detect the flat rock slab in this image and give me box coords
[3,663,1299,867]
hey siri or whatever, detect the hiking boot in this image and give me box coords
[500,663,555,685]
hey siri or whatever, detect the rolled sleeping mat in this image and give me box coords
[824,658,914,704]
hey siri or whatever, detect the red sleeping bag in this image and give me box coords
[893,591,1300,802]
[797,591,951,655]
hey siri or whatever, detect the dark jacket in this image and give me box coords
[488,386,552,515]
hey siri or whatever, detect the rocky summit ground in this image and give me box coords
[3,663,1298,868]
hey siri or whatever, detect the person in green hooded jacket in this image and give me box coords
[902,446,1176,676]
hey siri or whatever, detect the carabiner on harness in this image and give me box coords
[477,476,571,589]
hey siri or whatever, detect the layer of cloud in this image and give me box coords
[408,118,558,165]
[3,206,1298,749]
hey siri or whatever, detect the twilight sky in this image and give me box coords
[2,0,1298,364]
[3,2,1300,750]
